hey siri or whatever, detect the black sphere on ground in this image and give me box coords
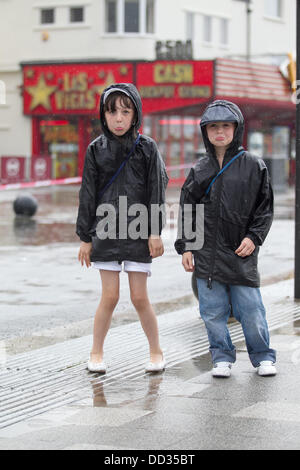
[13,194,38,217]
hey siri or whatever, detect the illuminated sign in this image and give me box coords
[137,61,213,113]
[23,61,213,115]
[23,64,133,115]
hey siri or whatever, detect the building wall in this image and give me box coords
[0,0,295,65]
[0,71,31,157]
[0,0,296,160]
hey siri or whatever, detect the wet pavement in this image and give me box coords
[0,278,300,450]
[0,185,295,354]
[0,184,299,450]
[0,186,196,352]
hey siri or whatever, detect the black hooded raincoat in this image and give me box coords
[175,100,273,288]
[76,83,169,263]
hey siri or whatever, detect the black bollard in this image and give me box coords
[13,194,38,217]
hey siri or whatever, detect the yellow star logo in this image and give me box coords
[93,71,116,96]
[26,68,35,79]
[119,65,128,76]
[26,74,57,111]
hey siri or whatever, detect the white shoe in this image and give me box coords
[145,358,166,373]
[87,360,107,373]
[212,362,232,377]
[257,361,277,376]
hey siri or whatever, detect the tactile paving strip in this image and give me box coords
[0,299,300,429]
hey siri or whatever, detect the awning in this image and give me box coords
[215,58,293,104]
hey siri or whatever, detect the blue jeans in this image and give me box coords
[197,278,276,367]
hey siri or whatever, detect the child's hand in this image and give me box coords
[78,241,92,267]
[148,235,164,258]
[235,237,255,258]
[182,252,194,272]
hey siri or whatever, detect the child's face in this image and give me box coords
[104,96,135,137]
[206,122,236,150]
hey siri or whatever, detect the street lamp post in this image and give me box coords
[294,0,300,299]
[246,0,252,61]
[233,0,252,61]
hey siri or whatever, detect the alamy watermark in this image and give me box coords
[0,80,6,105]
[95,197,204,251]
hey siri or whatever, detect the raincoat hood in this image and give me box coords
[99,83,143,140]
[200,100,244,155]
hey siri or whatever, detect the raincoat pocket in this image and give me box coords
[219,206,249,251]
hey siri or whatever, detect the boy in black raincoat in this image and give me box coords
[76,83,168,373]
[175,100,276,378]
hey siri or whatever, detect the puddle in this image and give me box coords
[0,186,79,246]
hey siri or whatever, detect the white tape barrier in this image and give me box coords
[0,164,195,191]
[0,177,82,191]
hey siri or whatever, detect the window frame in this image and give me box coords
[185,11,194,42]
[202,14,213,45]
[104,0,156,36]
[69,6,85,23]
[219,17,229,47]
[40,8,55,25]
[124,0,140,33]
[264,0,283,20]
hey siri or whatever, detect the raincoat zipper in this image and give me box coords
[207,168,223,289]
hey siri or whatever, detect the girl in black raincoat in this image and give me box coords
[175,100,276,378]
[76,83,168,373]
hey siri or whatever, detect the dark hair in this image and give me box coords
[103,91,136,118]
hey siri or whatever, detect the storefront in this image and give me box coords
[23,62,133,179]
[22,58,295,188]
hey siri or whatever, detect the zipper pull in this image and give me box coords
[207,277,212,289]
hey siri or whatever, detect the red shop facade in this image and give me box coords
[22,58,295,188]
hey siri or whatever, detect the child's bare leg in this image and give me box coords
[90,270,120,362]
[128,272,163,363]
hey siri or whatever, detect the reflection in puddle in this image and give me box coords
[90,374,164,408]
[0,186,79,246]
[14,216,37,241]
[91,380,108,407]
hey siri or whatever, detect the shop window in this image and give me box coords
[40,8,55,24]
[148,115,200,182]
[264,0,283,19]
[70,7,84,23]
[39,118,79,179]
[248,131,264,158]
[248,126,290,191]
[104,0,155,34]
[86,118,103,144]
[183,117,201,175]
[272,126,289,158]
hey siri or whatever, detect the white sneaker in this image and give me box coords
[212,362,232,378]
[87,360,107,373]
[257,361,277,376]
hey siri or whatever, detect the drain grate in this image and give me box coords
[0,299,300,429]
